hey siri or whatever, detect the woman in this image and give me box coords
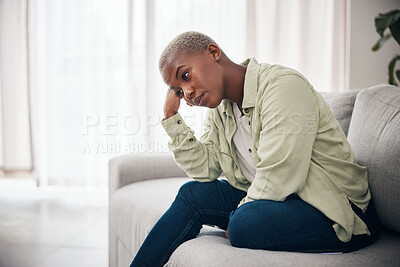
[130,31,379,266]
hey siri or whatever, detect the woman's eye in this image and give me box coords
[182,71,189,81]
[176,89,183,96]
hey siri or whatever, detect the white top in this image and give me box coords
[232,103,256,182]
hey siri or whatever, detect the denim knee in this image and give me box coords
[176,181,211,210]
[177,181,204,198]
[227,206,256,248]
[228,202,281,249]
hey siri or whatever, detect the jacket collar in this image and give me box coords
[221,58,261,115]
[241,58,261,109]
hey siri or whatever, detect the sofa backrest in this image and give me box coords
[347,84,400,234]
[320,89,362,136]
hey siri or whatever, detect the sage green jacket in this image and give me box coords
[162,58,371,242]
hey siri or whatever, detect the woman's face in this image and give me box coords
[161,50,225,108]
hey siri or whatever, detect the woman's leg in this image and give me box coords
[131,180,246,267]
[227,195,379,253]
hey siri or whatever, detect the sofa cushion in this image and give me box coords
[111,177,400,267]
[347,84,400,234]
[109,177,191,257]
[320,89,362,136]
[167,228,400,267]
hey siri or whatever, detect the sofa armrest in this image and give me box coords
[108,153,187,199]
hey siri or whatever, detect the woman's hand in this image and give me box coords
[164,88,182,119]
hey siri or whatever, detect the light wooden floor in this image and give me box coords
[0,180,108,267]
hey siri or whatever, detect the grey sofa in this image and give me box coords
[109,84,400,267]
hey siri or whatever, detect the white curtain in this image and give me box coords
[246,0,347,93]
[0,0,33,174]
[28,0,135,186]
[24,0,347,187]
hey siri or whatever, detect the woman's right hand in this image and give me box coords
[164,88,182,119]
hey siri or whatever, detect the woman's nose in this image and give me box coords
[183,87,195,100]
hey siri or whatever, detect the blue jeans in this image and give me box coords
[130,180,379,267]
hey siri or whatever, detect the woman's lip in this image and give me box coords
[199,94,205,106]
[194,94,204,106]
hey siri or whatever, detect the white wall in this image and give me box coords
[349,0,400,89]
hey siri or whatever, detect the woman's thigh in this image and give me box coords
[227,196,378,253]
[176,179,246,228]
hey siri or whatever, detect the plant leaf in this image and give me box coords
[389,18,400,46]
[375,9,400,37]
[388,55,400,86]
[371,33,392,51]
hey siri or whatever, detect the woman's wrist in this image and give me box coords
[164,111,177,119]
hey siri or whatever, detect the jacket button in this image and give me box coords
[248,121,251,125]
[189,138,194,142]
[248,148,252,153]
[177,120,182,124]
[244,108,249,113]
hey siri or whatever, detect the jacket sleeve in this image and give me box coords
[161,110,222,182]
[239,74,319,206]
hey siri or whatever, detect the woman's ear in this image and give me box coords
[207,44,221,61]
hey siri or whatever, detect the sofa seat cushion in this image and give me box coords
[109,177,191,257]
[110,177,400,266]
[168,228,400,267]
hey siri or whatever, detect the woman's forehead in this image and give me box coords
[161,51,207,84]
[162,53,190,78]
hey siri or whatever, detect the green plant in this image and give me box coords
[371,9,400,86]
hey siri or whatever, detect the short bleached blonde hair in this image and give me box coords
[158,31,224,72]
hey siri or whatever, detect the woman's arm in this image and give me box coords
[162,90,222,181]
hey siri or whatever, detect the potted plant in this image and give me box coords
[372,9,400,86]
